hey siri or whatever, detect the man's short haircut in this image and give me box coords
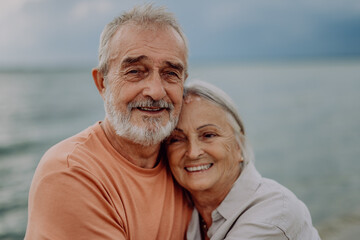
[97,3,188,76]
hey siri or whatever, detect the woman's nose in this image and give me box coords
[186,139,204,159]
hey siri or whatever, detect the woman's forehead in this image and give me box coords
[183,94,203,104]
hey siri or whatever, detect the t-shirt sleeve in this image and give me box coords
[25,166,126,240]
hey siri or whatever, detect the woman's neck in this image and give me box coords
[191,189,227,231]
[190,169,242,233]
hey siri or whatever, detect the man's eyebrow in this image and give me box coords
[121,55,148,66]
[165,61,184,72]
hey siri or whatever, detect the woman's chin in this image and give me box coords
[185,181,213,193]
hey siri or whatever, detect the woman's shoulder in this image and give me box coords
[236,176,320,239]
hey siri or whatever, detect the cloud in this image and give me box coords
[0,0,43,47]
[181,0,360,60]
[1,0,360,67]
[0,0,40,16]
[70,0,112,20]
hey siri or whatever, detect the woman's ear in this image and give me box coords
[92,68,106,100]
[238,151,244,163]
[235,137,244,163]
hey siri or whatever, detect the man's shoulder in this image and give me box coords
[39,123,101,171]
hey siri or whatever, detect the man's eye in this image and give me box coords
[127,69,139,74]
[162,71,181,81]
[124,68,147,82]
[167,71,178,77]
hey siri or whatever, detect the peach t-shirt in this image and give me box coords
[25,122,192,240]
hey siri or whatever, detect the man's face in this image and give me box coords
[103,24,187,146]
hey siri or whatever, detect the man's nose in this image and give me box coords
[142,72,166,100]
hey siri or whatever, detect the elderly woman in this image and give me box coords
[166,81,320,240]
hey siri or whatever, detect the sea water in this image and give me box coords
[0,59,359,239]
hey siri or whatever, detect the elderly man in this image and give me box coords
[25,4,192,240]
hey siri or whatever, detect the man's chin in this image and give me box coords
[115,123,172,145]
[135,119,171,131]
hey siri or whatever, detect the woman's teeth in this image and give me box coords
[185,164,212,172]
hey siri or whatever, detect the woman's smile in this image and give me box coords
[185,163,213,172]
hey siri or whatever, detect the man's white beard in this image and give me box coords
[104,88,178,146]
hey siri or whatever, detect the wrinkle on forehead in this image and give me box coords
[107,24,186,75]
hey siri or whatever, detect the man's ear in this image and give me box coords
[92,68,106,100]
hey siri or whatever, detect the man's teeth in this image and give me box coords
[138,107,162,111]
[185,164,212,172]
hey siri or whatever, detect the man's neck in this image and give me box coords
[100,119,161,169]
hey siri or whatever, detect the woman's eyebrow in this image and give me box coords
[197,124,219,131]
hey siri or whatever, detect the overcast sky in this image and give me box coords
[1,0,360,67]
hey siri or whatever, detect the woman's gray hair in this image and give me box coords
[97,3,188,76]
[184,81,254,166]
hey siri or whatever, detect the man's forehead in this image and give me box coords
[108,24,187,73]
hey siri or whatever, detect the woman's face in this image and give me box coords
[166,95,243,195]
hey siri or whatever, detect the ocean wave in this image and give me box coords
[317,208,360,240]
[0,141,37,157]
[0,232,25,240]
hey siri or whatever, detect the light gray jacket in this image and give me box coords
[186,163,321,240]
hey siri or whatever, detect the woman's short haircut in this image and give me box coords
[184,80,254,166]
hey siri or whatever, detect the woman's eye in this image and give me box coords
[169,138,179,143]
[167,136,181,144]
[167,136,183,144]
[203,133,217,138]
